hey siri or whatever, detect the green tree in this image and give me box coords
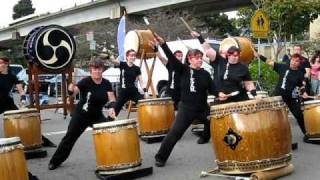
[196,12,239,38]
[13,0,35,20]
[237,0,320,59]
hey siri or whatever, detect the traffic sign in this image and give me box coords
[251,10,270,39]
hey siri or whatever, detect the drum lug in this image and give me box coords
[223,128,242,150]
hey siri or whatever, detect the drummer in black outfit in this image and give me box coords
[0,56,39,180]
[152,33,216,167]
[48,57,116,170]
[109,49,146,115]
[191,31,257,103]
[150,42,183,109]
[257,53,311,142]
[0,56,56,147]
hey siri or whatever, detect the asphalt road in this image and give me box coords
[1,101,320,180]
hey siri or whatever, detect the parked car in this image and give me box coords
[9,64,28,85]
[47,68,89,96]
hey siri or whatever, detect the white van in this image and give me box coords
[102,38,220,96]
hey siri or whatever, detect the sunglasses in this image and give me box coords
[0,61,9,64]
[188,55,203,59]
[228,53,240,57]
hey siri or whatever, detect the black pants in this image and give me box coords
[282,96,306,134]
[49,111,109,166]
[155,103,210,162]
[115,88,143,116]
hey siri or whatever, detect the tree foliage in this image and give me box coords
[195,12,239,38]
[236,0,320,59]
[13,0,35,20]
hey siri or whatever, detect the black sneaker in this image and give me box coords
[303,136,320,144]
[48,163,59,170]
[155,158,166,167]
[197,137,209,144]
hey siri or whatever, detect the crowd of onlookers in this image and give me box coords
[282,45,320,96]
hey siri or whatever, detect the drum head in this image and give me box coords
[3,108,38,115]
[23,25,76,71]
[138,97,172,103]
[0,137,21,146]
[304,100,320,105]
[219,38,239,53]
[124,31,139,55]
[93,119,137,129]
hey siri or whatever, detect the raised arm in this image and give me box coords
[190,31,217,62]
[153,33,184,72]
[149,40,168,66]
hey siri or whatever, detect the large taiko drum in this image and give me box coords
[219,37,254,64]
[210,96,292,174]
[137,97,175,137]
[93,119,141,173]
[23,24,76,71]
[303,100,320,138]
[3,108,42,150]
[124,30,155,59]
[0,137,29,180]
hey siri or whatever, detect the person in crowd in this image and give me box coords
[293,45,311,94]
[282,48,291,65]
[151,33,216,167]
[48,57,116,170]
[310,52,320,95]
[109,50,147,116]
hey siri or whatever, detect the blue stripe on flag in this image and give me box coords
[117,16,126,62]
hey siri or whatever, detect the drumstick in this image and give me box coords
[179,17,193,32]
[143,16,156,35]
[226,91,240,97]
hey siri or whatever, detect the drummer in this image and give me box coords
[109,49,147,115]
[257,53,312,142]
[0,56,40,179]
[0,56,56,148]
[150,41,183,109]
[151,33,216,167]
[48,57,116,170]
[191,31,257,103]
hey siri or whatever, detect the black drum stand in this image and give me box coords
[95,166,153,180]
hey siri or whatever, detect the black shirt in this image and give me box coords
[76,77,113,116]
[0,73,20,104]
[166,62,181,92]
[273,63,304,98]
[161,43,215,111]
[116,62,141,89]
[210,54,252,94]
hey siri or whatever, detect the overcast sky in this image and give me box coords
[0,0,91,27]
[0,0,238,28]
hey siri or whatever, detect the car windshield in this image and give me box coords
[9,66,22,76]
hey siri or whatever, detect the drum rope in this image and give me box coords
[0,143,24,154]
[3,113,40,120]
[93,124,137,134]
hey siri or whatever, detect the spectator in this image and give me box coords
[310,52,320,95]
[282,48,291,64]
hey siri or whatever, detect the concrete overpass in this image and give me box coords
[0,0,252,49]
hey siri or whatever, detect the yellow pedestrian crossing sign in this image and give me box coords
[251,10,270,39]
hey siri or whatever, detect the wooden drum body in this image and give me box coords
[93,119,141,173]
[219,37,254,64]
[3,108,42,150]
[210,96,292,174]
[124,30,155,59]
[303,100,320,137]
[0,137,29,180]
[137,98,175,137]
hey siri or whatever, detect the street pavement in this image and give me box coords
[1,104,320,180]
